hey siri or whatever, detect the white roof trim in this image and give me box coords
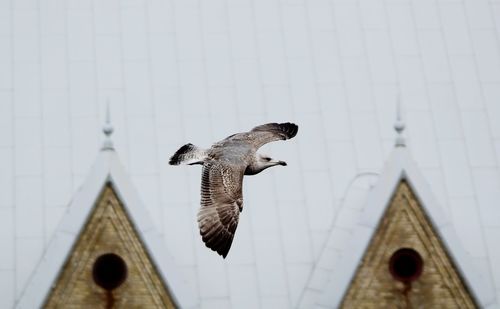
[16,150,198,309]
[307,147,493,308]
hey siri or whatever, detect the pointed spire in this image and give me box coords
[101,100,114,151]
[394,94,406,147]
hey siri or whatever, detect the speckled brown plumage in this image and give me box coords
[170,123,298,258]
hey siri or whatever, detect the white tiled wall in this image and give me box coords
[1,0,500,307]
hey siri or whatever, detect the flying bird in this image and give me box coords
[169,122,299,258]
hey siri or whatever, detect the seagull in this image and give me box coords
[169,122,298,258]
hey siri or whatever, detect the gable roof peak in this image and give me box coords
[300,140,490,308]
[16,144,197,308]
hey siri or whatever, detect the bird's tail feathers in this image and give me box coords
[169,143,207,165]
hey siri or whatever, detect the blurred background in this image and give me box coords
[0,0,499,307]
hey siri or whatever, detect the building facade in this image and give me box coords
[1,0,500,307]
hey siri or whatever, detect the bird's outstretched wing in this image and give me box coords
[198,161,245,258]
[247,122,298,149]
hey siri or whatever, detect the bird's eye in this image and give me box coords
[265,157,271,161]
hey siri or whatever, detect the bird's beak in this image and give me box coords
[277,161,287,166]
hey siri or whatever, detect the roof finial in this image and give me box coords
[394,93,406,147]
[101,99,114,151]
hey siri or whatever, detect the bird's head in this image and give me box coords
[258,154,287,167]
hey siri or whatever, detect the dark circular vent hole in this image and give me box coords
[92,253,127,291]
[389,248,423,282]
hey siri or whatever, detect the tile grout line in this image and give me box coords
[434,0,497,302]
